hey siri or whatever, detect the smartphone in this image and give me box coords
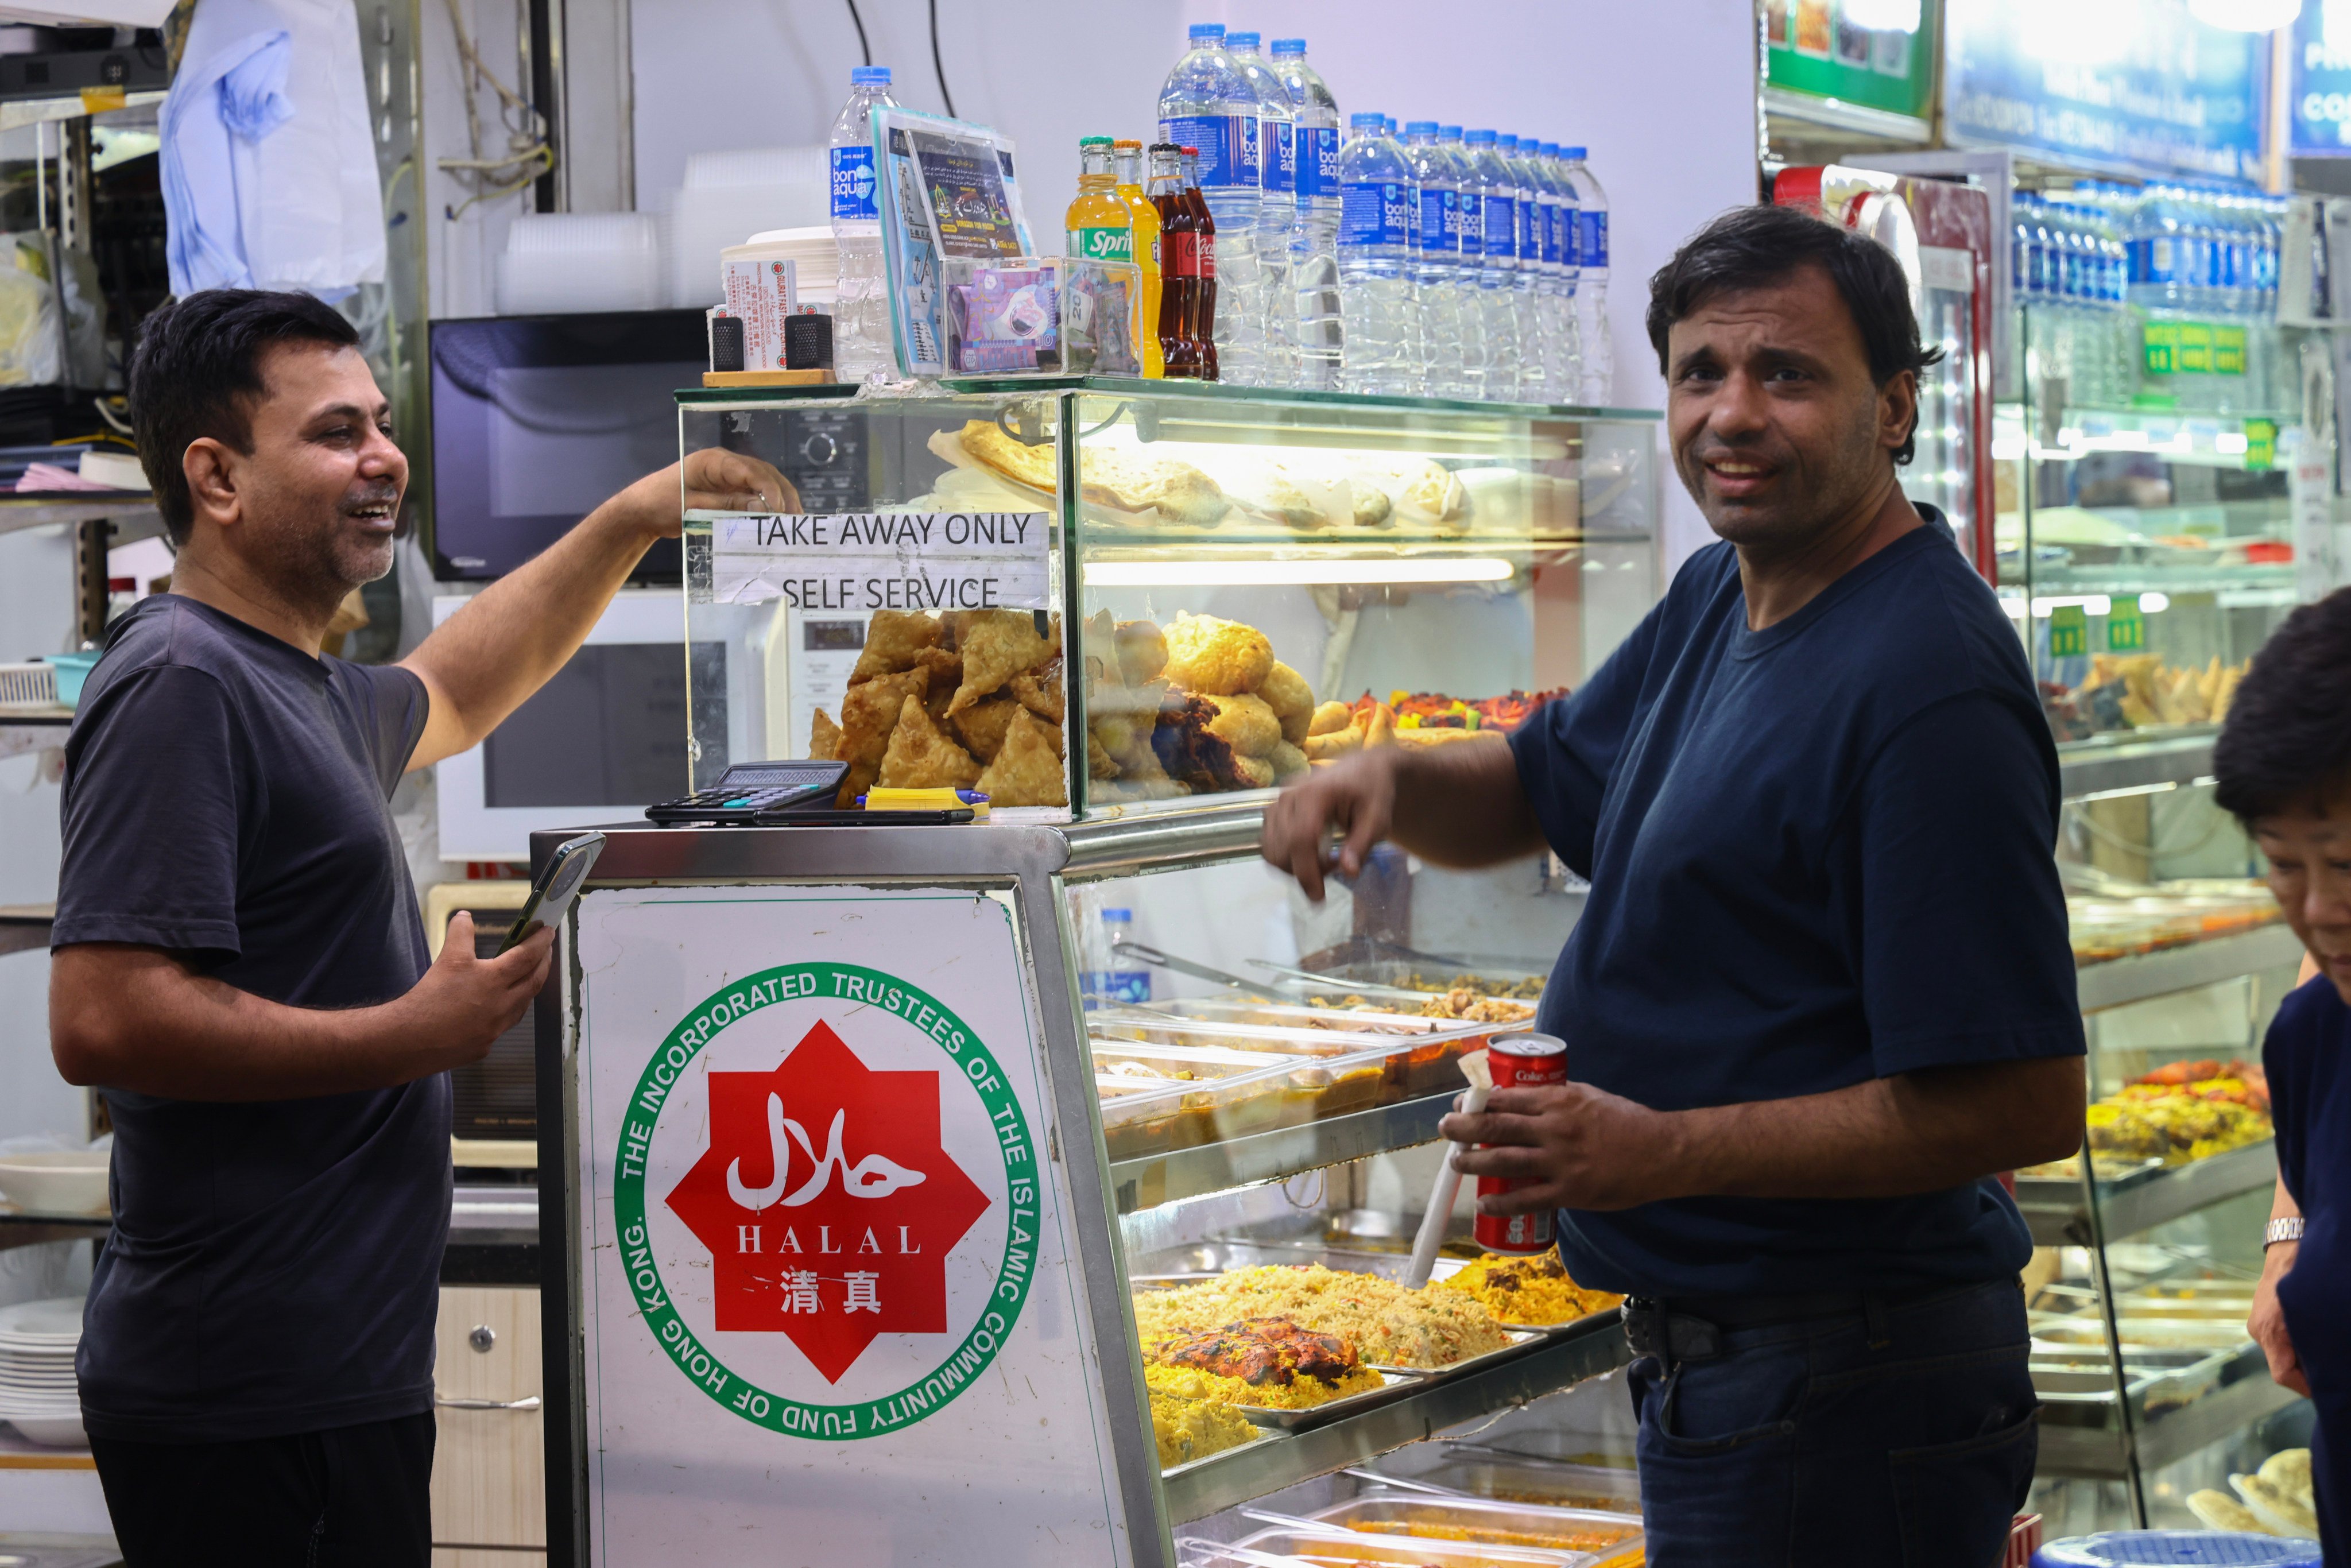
[495,832,606,956]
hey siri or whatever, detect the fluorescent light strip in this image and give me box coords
[1082,557,1517,588]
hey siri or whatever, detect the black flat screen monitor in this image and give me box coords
[429,311,707,582]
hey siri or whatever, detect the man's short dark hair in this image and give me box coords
[127,289,361,546]
[2213,587,2351,823]
[1646,203,1946,464]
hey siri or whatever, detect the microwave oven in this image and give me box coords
[427,311,876,583]
[432,590,788,860]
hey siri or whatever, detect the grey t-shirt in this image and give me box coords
[53,594,441,1442]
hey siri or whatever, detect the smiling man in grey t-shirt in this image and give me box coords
[48,289,792,1567]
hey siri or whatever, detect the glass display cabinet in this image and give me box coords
[2017,744,2309,1535]
[532,380,1664,1567]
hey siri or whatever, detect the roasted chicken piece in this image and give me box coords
[1152,1318,1361,1388]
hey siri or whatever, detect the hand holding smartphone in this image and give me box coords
[497,833,607,956]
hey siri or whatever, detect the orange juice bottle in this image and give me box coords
[1112,137,1165,377]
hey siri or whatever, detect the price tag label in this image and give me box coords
[2105,596,2145,651]
[2048,603,2089,658]
[703,511,1051,613]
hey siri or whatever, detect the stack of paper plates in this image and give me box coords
[0,1296,83,1447]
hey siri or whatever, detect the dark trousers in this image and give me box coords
[90,1411,435,1568]
[1628,1277,2038,1568]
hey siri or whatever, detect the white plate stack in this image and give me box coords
[0,1296,84,1448]
[494,212,664,316]
[664,145,828,308]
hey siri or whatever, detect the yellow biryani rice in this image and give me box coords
[1436,1252,1624,1327]
[1144,1360,1384,1411]
[1134,1263,1513,1368]
[1148,1389,1260,1466]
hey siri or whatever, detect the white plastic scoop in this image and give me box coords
[1404,1048,1492,1289]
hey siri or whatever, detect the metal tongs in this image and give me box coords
[1244,958,1434,1003]
[1109,936,1305,1000]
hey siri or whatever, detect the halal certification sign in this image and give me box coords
[612,962,1039,1440]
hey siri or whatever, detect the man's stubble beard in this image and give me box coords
[1683,393,1892,556]
[245,493,398,615]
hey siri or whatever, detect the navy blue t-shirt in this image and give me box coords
[52,595,441,1442]
[1508,514,2085,1298]
[2266,974,2351,1554]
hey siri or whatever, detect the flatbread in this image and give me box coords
[957,420,1229,527]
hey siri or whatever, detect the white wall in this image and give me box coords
[625,0,1757,570]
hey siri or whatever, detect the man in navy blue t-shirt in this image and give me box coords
[46,291,792,1567]
[1263,204,2086,1566]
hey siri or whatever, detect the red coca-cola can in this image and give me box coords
[1473,1032,1568,1255]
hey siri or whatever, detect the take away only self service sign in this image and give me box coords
[574,887,1130,1566]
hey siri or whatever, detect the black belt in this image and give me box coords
[1623,1288,1918,1365]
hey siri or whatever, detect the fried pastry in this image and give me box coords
[1161,613,1273,696]
[1257,661,1315,744]
[1088,729,1120,780]
[1231,754,1275,788]
[1201,692,1280,757]
[951,609,1061,715]
[1116,619,1169,686]
[1227,467,1326,529]
[878,694,980,790]
[1302,725,1362,761]
[851,609,943,680]
[1350,483,1394,528]
[836,669,929,793]
[1306,700,1354,737]
[951,695,1021,763]
[810,707,841,762]
[1081,609,1118,687]
[975,708,1068,807]
[1268,740,1308,781]
[1012,665,1065,722]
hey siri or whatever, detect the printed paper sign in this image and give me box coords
[577,888,1128,1565]
[703,510,1050,613]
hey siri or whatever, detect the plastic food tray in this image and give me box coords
[1224,1369,1425,1431]
[1192,1524,1597,1568]
[1365,1445,1642,1515]
[1090,1041,1338,1162]
[1302,1496,1643,1559]
[1093,1004,1504,1099]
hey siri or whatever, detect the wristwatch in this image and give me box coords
[2265,1217,2306,1248]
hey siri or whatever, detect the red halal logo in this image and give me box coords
[663,1021,992,1383]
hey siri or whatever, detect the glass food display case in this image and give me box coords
[533,380,1663,1567]
[2017,744,2310,1536]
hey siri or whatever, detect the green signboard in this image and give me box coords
[1764,0,1939,121]
[2144,320,2246,377]
[2049,603,2089,658]
[2105,597,2145,652]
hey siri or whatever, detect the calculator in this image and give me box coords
[644,760,849,825]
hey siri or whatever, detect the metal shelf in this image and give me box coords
[2036,1338,2304,1478]
[1110,1092,1455,1215]
[1160,1319,1631,1523]
[2075,924,2306,1013]
[0,496,159,541]
[2058,731,2215,796]
[2016,1139,2278,1248]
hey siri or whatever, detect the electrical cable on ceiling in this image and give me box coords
[844,0,870,67]
[929,0,955,119]
[437,0,553,219]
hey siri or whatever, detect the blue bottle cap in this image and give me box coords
[1540,141,1560,156]
[1405,120,1438,136]
[1440,125,1463,139]
[851,65,891,84]
[1189,22,1225,39]
[1270,38,1306,55]
[1350,111,1385,129]
[1225,30,1259,47]
[1497,134,1519,149]
[1465,129,1497,144]
[1561,145,1587,158]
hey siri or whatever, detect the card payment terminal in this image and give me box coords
[643,760,849,824]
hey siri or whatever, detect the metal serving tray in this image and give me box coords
[1157,1433,1266,1482]
[1226,1369,1427,1431]
[1300,1495,1644,1559]
[1366,1329,1548,1380]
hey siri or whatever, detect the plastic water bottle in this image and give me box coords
[1404,121,1462,397]
[1536,141,1581,402]
[1499,137,1543,399]
[1271,38,1342,391]
[1336,112,1414,396]
[1226,32,1296,386]
[1160,24,1263,382]
[1559,146,1609,404]
[1463,130,1519,400]
[1438,126,1486,396]
[828,65,901,385]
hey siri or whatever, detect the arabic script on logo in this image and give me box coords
[663,1020,991,1383]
